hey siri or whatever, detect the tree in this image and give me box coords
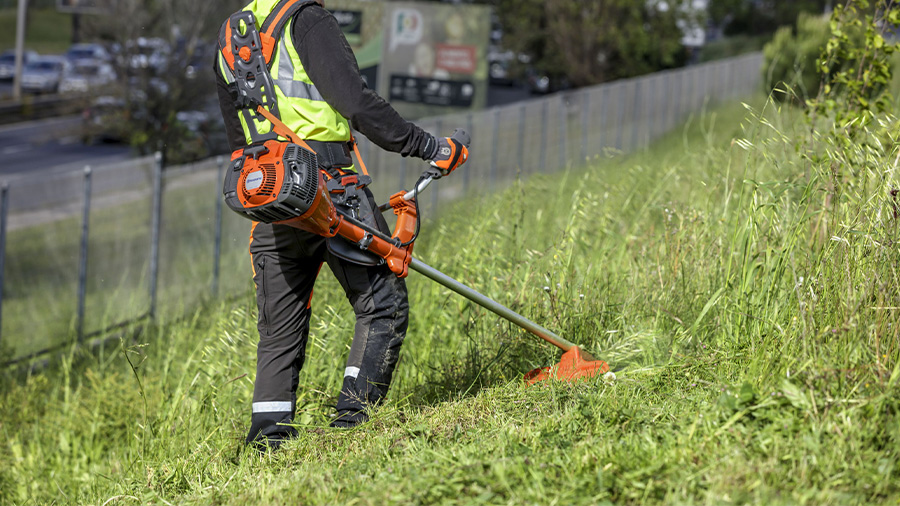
[708,0,836,36]
[489,0,690,88]
[78,0,244,163]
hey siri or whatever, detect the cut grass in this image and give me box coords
[0,97,898,505]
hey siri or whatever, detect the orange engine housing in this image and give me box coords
[223,140,338,236]
[222,140,418,277]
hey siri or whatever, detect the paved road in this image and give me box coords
[0,115,133,182]
[0,81,532,183]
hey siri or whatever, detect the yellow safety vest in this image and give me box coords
[217,0,352,147]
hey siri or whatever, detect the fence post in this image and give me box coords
[667,71,678,131]
[433,118,443,216]
[597,85,609,154]
[644,77,655,148]
[212,156,224,297]
[464,112,473,193]
[727,59,737,100]
[517,103,526,172]
[0,183,8,346]
[399,156,408,192]
[539,100,548,173]
[614,84,625,151]
[490,108,499,189]
[559,94,567,168]
[77,166,92,343]
[581,90,590,162]
[630,80,642,152]
[148,152,163,319]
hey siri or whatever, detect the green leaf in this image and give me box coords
[781,379,810,411]
[691,287,725,335]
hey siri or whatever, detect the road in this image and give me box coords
[0,115,132,182]
[0,81,532,182]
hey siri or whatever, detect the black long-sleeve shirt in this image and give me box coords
[215,3,436,159]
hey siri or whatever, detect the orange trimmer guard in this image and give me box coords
[523,346,610,386]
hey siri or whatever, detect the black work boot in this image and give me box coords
[330,409,369,428]
[246,410,297,451]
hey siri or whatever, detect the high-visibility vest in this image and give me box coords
[217,0,352,147]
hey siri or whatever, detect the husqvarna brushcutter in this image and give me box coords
[221,132,609,385]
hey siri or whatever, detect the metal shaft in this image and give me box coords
[408,258,576,352]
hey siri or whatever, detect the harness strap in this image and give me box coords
[260,0,316,65]
[254,105,314,152]
[219,0,316,74]
[350,137,369,177]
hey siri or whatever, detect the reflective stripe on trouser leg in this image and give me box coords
[247,222,327,443]
[326,253,410,416]
[253,401,293,413]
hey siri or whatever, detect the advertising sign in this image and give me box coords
[57,0,107,14]
[326,0,386,90]
[379,2,491,119]
[331,9,363,45]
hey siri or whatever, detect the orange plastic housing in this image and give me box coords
[234,140,288,209]
[276,171,340,237]
[523,347,610,386]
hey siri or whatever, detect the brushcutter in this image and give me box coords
[221,131,609,385]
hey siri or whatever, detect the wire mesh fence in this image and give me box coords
[0,53,763,363]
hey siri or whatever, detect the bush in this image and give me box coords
[763,14,831,100]
[699,34,771,63]
[762,13,832,102]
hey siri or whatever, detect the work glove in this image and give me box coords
[430,128,471,176]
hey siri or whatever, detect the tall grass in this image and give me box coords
[0,96,898,505]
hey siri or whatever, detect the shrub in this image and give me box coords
[762,12,833,101]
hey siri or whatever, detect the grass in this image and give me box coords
[0,96,898,505]
[0,8,73,54]
[1,164,253,358]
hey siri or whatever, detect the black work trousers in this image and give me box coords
[245,219,409,444]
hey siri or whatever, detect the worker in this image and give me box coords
[214,0,469,450]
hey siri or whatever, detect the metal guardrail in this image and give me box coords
[0,95,83,125]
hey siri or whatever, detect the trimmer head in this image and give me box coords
[523,346,610,386]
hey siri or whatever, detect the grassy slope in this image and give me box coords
[1,98,898,505]
[0,9,72,54]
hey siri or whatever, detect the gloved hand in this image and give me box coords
[430,128,471,176]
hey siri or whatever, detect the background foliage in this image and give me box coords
[488,0,689,87]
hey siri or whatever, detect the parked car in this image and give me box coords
[525,68,571,95]
[81,95,133,144]
[64,43,111,64]
[21,56,70,94]
[489,55,515,86]
[59,61,117,94]
[0,50,39,80]
[121,37,170,74]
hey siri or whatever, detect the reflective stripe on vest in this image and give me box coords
[274,35,326,102]
[218,4,352,146]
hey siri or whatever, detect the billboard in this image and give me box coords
[57,0,108,14]
[379,2,490,118]
[327,0,491,119]
[327,0,387,90]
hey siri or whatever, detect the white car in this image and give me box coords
[60,61,117,94]
[64,43,111,65]
[21,56,70,94]
[0,50,39,80]
[124,37,170,73]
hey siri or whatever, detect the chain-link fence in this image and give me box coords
[0,53,763,363]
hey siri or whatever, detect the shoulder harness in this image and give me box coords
[217,0,317,147]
